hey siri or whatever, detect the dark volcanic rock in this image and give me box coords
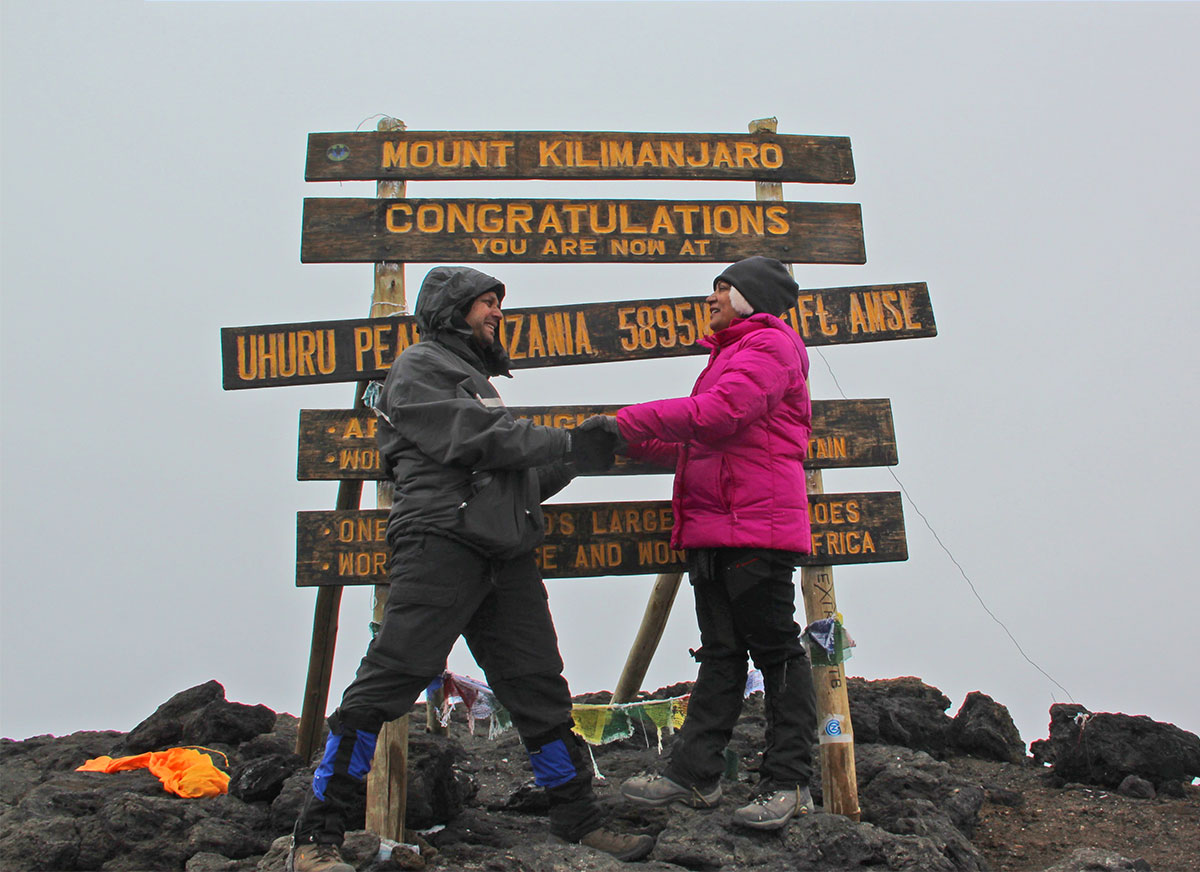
[181,700,276,749]
[948,691,1026,763]
[654,810,964,871]
[853,744,989,870]
[848,676,953,756]
[119,681,276,755]
[1041,847,1154,871]
[229,753,302,804]
[12,678,1185,872]
[1030,703,1200,792]
[1117,774,1156,800]
[0,729,123,809]
[122,681,226,753]
[403,732,477,829]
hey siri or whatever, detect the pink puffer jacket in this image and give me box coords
[617,314,812,553]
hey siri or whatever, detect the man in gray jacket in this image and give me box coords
[288,267,653,872]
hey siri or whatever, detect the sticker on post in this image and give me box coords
[819,714,853,744]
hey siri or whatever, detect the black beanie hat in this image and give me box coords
[713,256,799,318]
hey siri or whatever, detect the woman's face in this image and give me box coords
[707,280,740,333]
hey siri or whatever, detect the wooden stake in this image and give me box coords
[750,116,860,821]
[295,470,363,761]
[364,117,410,843]
[295,118,414,761]
[611,572,683,704]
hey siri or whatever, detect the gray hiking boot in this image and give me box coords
[579,827,656,862]
[732,785,815,830]
[286,840,354,872]
[620,773,722,808]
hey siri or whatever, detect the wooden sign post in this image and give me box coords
[753,116,859,820]
[293,115,408,766]
[363,119,410,844]
[223,119,934,843]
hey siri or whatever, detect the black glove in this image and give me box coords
[579,414,627,453]
[566,426,616,474]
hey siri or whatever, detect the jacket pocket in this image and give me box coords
[718,456,735,514]
[387,536,461,606]
[457,470,540,559]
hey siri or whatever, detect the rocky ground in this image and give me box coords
[2,677,1197,872]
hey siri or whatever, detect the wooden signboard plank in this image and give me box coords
[222,283,936,390]
[297,399,897,481]
[295,492,906,586]
[305,131,855,184]
[300,198,865,264]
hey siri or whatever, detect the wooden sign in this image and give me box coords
[300,198,865,264]
[222,283,935,390]
[296,492,906,586]
[297,399,897,481]
[305,131,855,184]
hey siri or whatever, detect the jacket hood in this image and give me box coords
[414,266,511,377]
[415,266,506,334]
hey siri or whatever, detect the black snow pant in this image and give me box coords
[664,547,817,792]
[295,533,602,845]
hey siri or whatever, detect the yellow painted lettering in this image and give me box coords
[537,205,564,234]
[353,327,372,372]
[661,141,684,167]
[491,141,514,166]
[477,204,503,233]
[385,204,413,233]
[381,140,407,168]
[446,202,475,233]
[673,204,699,234]
[409,141,433,167]
[416,204,443,233]
[766,205,789,234]
[588,203,617,234]
[574,313,593,354]
[649,206,677,234]
[849,294,868,333]
[608,140,633,167]
[735,142,759,167]
[526,315,545,357]
[539,139,564,166]
[618,205,648,234]
[507,203,534,235]
[815,295,838,336]
[574,141,599,167]
[739,204,764,235]
[462,140,487,168]
[436,140,461,167]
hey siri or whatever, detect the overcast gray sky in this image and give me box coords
[2,1,1197,750]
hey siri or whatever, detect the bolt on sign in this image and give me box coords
[296,399,899,481]
[301,198,865,264]
[295,492,907,586]
[221,283,936,390]
[305,131,856,183]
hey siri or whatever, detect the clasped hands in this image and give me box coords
[566,415,627,474]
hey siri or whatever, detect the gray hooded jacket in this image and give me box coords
[376,267,573,558]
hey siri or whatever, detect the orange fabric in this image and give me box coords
[77,747,229,798]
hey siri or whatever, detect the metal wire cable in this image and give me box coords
[812,348,1074,702]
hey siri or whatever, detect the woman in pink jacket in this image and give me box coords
[588,256,818,830]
